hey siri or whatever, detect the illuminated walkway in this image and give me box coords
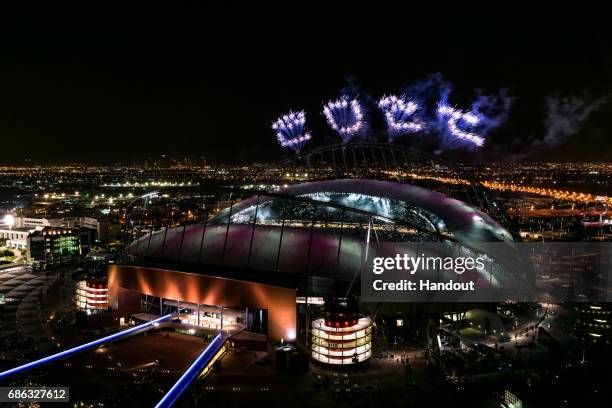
[0,314,174,380]
[154,333,226,408]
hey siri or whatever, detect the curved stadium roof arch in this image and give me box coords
[124,177,529,297]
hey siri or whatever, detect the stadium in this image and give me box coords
[114,142,532,365]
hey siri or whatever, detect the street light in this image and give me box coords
[3,214,15,230]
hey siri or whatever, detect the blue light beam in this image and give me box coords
[154,333,224,408]
[0,314,174,380]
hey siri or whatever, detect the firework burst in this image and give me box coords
[322,96,364,142]
[436,103,484,147]
[378,95,424,139]
[272,110,312,153]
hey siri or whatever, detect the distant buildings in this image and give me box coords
[0,214,115,266]
[11,216,52,229]
[9,216,111,242]
[4,215,114,243]
[27,227,81,264]
[53,216,112,242]
[0,225,29,248]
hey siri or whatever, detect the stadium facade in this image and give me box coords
[113,144,529,363]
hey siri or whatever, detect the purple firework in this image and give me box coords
[322,96,364,142]
[436,103,484,147]
[378,95,424,139]
[272,110,312,153]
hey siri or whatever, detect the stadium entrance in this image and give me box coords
[107,264,296,342]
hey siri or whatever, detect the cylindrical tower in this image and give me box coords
[311,297,373,365]
[75,274,109,314]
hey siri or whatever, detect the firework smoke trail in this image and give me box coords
[399,73,513,150]
[402,73,462,149]
[539,94,607,148]
[402,73,453,115]
[272,110,312,153]
[470,88,513,137]
[378,95,424,140]
[322,96,364,143]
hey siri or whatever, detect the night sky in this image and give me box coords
[1,3,610,164]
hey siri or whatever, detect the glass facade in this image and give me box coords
[28,228,81,263]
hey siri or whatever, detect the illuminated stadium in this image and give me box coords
[124,178,519,290]
[113,144,532,358]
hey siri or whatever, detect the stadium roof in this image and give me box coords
[125,179,522,293]
[213,179,514,242]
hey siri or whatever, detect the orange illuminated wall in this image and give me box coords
[107,265,296,342]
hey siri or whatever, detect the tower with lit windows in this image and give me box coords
[310,298,373,365]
